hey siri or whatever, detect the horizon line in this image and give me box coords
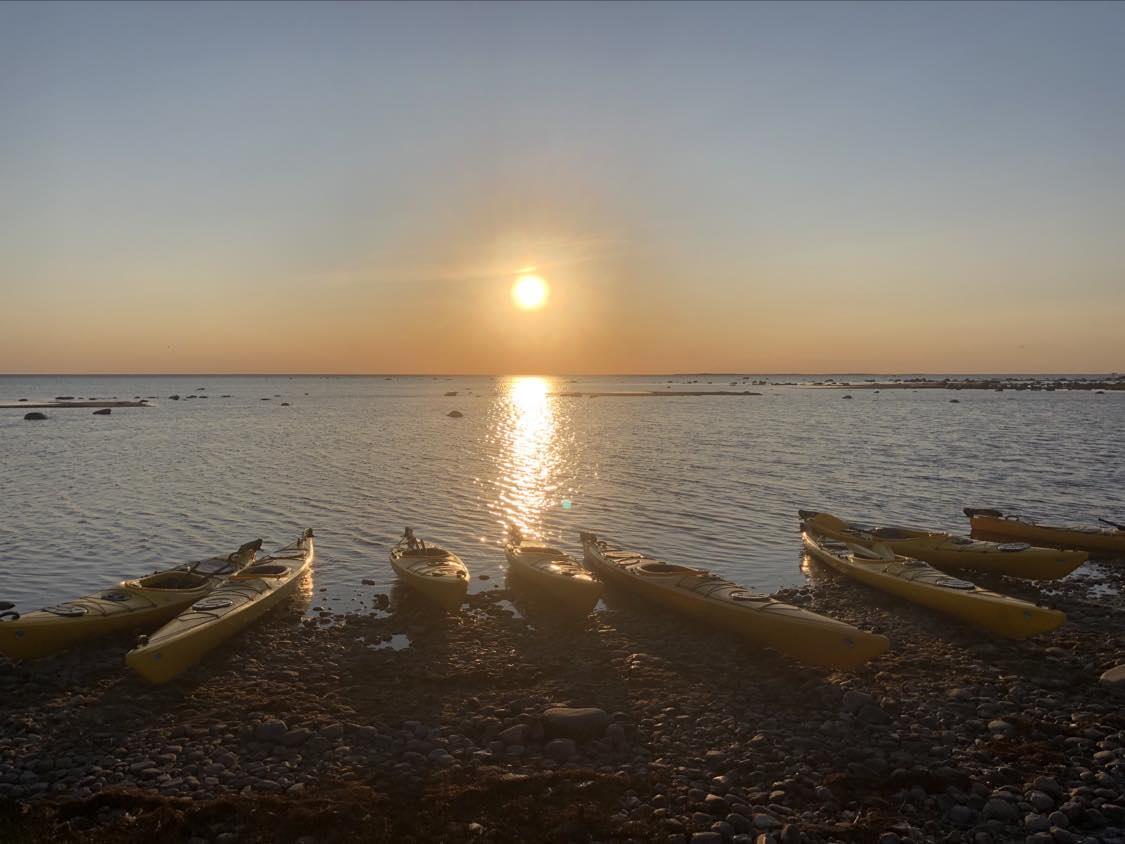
[1,371,1121,378]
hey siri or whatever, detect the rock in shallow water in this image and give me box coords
[23,412,47,420]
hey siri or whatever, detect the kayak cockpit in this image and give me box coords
[232,564,290,579]
[633,562,704,576]
[133,572,212,591]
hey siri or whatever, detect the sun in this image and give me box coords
[512,274,549,310]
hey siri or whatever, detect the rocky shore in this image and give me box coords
[2,560,1124,843]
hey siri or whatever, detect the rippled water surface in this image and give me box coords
[2,375,1122,614]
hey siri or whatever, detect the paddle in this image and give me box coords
[1098,517,1125,531]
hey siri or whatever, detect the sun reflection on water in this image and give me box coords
[493,376,562,539]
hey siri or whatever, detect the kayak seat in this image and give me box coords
[401,548,449,558]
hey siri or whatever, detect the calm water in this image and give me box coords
[1,375,1122,614]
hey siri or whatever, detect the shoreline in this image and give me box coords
[3,562,1124,842]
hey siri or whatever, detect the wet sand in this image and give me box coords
[3,560,1124,843]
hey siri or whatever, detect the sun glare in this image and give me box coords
[512,274,549,310]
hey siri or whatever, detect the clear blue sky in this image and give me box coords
[2,1,1123,372]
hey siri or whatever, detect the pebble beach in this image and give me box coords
[3,553,1124,843]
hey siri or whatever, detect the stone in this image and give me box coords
[542,707,609,740]
[752,813,781,830]
[949,805,973,825]
[1046,811,1069,828]
[282,728,311,747]
[1025,813,1050,833]
[1099,664,1125,693]
[690,834,722,844]
[447,410,464,418]
[498,724,529,746]
[543,739,576,762]
[253,720,288,743]
[702,794,728,815]
[92,408,111,415]
[23,412,47,420]
[842,690,875,713]
[169,395,180,400]
[981,797,1019,823]
[1027,791,1055,812]
[988,720,1017,737]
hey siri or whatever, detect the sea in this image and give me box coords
[1,374,1121,614]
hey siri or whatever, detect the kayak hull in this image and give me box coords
[390,542,468,611]
[798,511,1087,580]
[966,510,1125,558]
[581,532,888,670]
[505,544,602,613]
[801,530,1064,639]
[0,544,260,660]
[127,532,314,683]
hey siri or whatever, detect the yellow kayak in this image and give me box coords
[505,529,602,614]
[965,508,1125,558]
[579,531,888,670]
[127,530,314,683]
[799,510,1086,580]
[801,523,1064,639]
[0,539,261,660]
[390,528,468,611]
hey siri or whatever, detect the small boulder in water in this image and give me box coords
[950,399,960,403]
[444,391,458,396]
[168,394,180,400]
[447,410,464,418]
[92,408,111,415]
[24,412,47,420]
[841,395,853,400]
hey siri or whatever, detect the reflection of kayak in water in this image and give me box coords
[390,528,468,612]
[0,539,262,660]
[127,530,315,683]
[580,531,889,671]
[505,528,601,614]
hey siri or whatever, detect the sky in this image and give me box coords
[1,1,1124,374]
